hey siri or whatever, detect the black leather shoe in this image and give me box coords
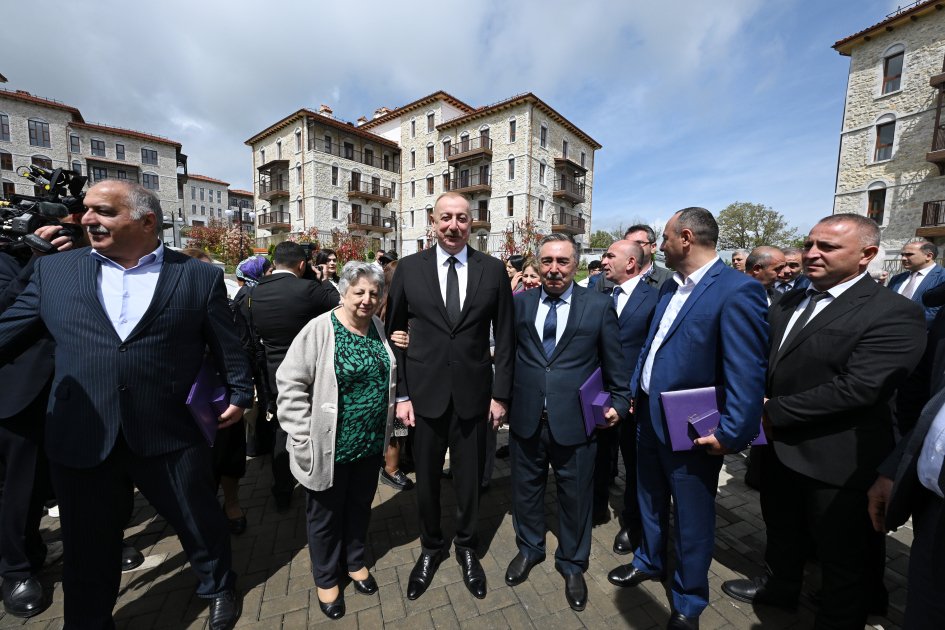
[667,611,700,630]
[2,577,48,618]
[380,469,415,491]
[457,549,486,599]
[317,592,345,620]
[351,573,378,595]
[612,527,635,555]
[208,589,242,630]
[564,573,587,612]
[607,565,662,588]
[121,546,145,572]
[228,516,247,536]
[504,552,544,586]
[406,551,444,600]
[721,577,797,610]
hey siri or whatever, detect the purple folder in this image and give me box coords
[659,386,767,452]
[185,356,229,447]
[578,368,613,437]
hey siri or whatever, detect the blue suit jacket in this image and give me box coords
[630,259,769,451]
[613,280,659,370]
[0,247,253,468]
[888,264,945,325]
[509,283,631,447]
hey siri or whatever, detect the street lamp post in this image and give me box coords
[162,212,179,248]
[226,205,256,262]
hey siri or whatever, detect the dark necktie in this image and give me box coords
[778,291,829,354]
[446,256,460,324]
[542,297,560,358]
[611,286,622,312]
[776,282,790,294]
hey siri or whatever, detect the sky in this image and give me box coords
[1,0,908,235]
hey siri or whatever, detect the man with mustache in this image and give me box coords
[0,180,252,630]
[385,192,514,601]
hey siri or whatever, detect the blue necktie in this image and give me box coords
[611,286,622,311]
[542,297,560,359]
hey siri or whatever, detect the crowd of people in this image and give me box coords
[0,181,941,630]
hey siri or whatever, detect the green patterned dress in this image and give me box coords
[332,313,390,463]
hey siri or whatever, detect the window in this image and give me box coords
[90,166,106,182]
[538,199,544,220]
[875,119,895,161]
[540,125,547,148]
[443,139,451,158]
[117,170,127,180]
[324,135,332,152]
[297,199,302,215]
[343,142,354,160]
[410,150,416,169]
[143,173,159,190]
[332,199,338,219]
[507,195,514,218]
[70,134,80,153]
[562,140,569,159]
[0,114,9,141]
[260,149,265,164]
[883,50,904,94]
[427,176,434,195]
[442,173,450,190]
[201,205,206,215]
[539,163,546,183]
[116,143,125,160]
[91,139,105,157]
[868,186,886,224]
[276,141,282,159]
[200,188,205,201]
[480,128,490,147]
[508,157,515,179]
[31,156,52,170]
[0,151,11,171]
[351,203,362,221]
[28,120,51,147]
[417,238,424,251]
[71,161,81,174]
[191,204,196,215]
[427,144,434,164]
[331,166,338,186]
[217,190,222,203]
[364,148,374,166]
[295,130,302,152]
[580,151,586,168]
[427,113,435,132]
[411,120,416,138]
[509,119,516,142]
[142,148,158,165]
[3,181,15,199]
[191,186,195,199]
[411,181,415,198]
[391,182,396,198]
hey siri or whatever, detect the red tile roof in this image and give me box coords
[245,108,400,149]
[358,91,476,129]
[187,173,230,186]
[834,0,944,55]
[228,189,254,196]
[0,88,84,121]
[70,121,181,147]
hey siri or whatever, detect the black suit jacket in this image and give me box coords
[242,272,339,394]
[765,275,926,489]
[385,245,514,419]
[0,246,253,468]
[509,284,631,446]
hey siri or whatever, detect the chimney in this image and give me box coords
[373,106,390,120]
[318,104,333,118]
[356,116,368,126]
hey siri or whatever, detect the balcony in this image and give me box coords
[551,211,585,236]
[470,208,491,231]
[553,176,586,203]
[448,172,492,194]
[258,210,291,232]
[311,139,400,173]
[259,176,289,201]
[554,156,587,175]
[347,179,393,202]
[447,137,493,163]
[348,211,395,233]
[917,200,945,237]
[929,55,945,175]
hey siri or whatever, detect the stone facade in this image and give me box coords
[833,1,945,263]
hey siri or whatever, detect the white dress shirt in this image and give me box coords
[614,275,643,317]
[535,283,574,345]
[918,402,945,498]
[436,244,468,311]
[777,272,867,350]
[92,242,164,341]
[641,257,719,394]
[897,264,933,297]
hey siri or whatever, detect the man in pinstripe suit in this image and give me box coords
[0,181,252,630]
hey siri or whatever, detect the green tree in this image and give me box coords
[717,202,800,250]
[589,230,615,249]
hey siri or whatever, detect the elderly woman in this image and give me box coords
[276,261,396,620]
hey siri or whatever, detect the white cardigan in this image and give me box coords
[276,308,396,491]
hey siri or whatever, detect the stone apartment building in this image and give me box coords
[245,91,600,256]
[0,88,187,221]
[833,0,945,264]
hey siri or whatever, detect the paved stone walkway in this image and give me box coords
[5,429,911,629]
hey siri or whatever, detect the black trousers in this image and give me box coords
[304,455,380,588]
[211,419,247,482]
[617,418,641,533]
[0,387,50,580]
[50,433,234,629]
[593,424,619,514]
[761,447,871,629]
[268,413,294,499]
[414,401,485,554]
[510,419,596,575]
[904,490,945,629]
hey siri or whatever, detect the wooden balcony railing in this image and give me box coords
[553,176,586,203]
[347,179,393,202]
[551,211,585,235]
[471,208,491,230]
[258,210,291,229]
[259,176,289,200]
[447,136,493,162]
[448,172,492,193]
[311,139,400,173]
[347,212,395,233]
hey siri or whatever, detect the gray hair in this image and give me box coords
[338,261,386,297]
[746,246,783,270]
[732,248,750,258]
[816,214,880,248]
[538,233,577,262]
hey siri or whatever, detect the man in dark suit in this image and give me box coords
[722,214,926,629]
[888,238,945,326]
[597,224,672,294]
[607,207,768,630]
[242,241,338,510]
[0,181,253,630]
[596,240,658,551]
[385,192,514,601]
[772,247,810,295]
[869,387,945,628]
[503,233,630,612]
[745,246,786,306]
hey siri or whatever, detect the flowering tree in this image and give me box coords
[330,229,368,266]
[183,219,248,266]
[287,226,320,248]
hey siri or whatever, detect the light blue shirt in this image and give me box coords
[918,402,945,498]
[535,283,574,345]
[91,242,164,341]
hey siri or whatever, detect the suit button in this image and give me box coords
[118,385,128,392]
[450,334,456,339]
[546,367,551,372]
[118,345,127,352]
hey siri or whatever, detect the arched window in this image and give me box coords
[867,181,887,225]
[874,114,896,162]
[882,44,905,94]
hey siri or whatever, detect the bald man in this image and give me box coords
[745,247,786,305]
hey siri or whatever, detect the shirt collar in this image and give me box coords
[436,244,468,266]
[673,256,719,288]
[90,241,164,270]
[913,264,935,277]
[815,272,868,299]
[618,275,642,294]
[540,281,574,305]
